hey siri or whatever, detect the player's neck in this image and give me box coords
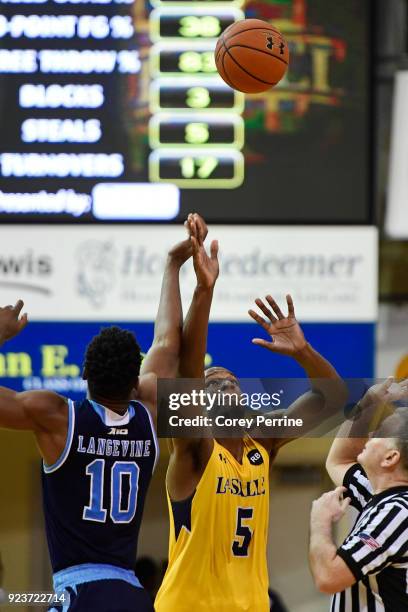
[88,393,131,416]
[368,471,408,495]
[216,438,245,463]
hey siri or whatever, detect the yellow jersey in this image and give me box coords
[155,437,270,612]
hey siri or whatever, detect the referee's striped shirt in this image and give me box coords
[331,463,408,611]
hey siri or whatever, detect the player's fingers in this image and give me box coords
[248,309,271,332]
[185,217,193,237]
[335,486,347,497]
[18,313,28,331]
[265,295,285,320]
[382,376,394,390]
[254,298,277,323]
[340,497,351,512]
[184,219,192,238]
[194,213,208,241]
[191,235,199,255]
[399,382,408,396]
[251,338,274,350]
[12,299,24,315]
[186,213,194,228]
[286,294,295,318]
[188,217,198,240]
[397,377,408,392]
[193,213,205,246]
[210,240,219,260]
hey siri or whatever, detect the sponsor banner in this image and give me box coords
[0,226,377,322]
[0,322,375,399]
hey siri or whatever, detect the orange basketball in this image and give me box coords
[215,19,289,94]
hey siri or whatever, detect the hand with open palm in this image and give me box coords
[248,294,307,356]
[362,377,408,407]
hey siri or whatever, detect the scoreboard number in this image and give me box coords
[179,16,221,38]
[180,156,218,178]
[149,148,244,188]
[148,7,245,190]
[150,7,244,42]
[185,123,210,144]
[186,86,211,108]
[150,44,218,77]
[178,51,216,74]
[149,79,245,113]
[148,115,244,148]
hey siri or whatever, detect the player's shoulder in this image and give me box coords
[20,390,68,415]
[342,462,373,512]
[134,373,157,420]
[247,436,272,462]
[18,391,68,434]
[136,372,157,400]
[343,462,371,488]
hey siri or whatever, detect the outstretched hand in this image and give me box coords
[187,213,219,290]
[0,300,28,344]
[363,377,408,406]
[248,294,307,356]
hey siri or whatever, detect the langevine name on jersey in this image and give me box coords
[77,434,152,458]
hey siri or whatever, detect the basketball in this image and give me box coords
[215,19,289,94]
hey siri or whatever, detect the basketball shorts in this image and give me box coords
[49,579,154,612]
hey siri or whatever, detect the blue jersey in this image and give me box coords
[42,398,158,574]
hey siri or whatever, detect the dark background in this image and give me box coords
[0,0,372,224]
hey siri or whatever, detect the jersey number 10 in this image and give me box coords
[83,459,140,524]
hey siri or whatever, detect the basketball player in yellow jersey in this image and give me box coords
[155,215,346,612]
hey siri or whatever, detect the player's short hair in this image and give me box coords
[84,326,142,399]
[205,366,236,379]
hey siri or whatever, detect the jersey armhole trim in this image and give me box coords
[43,399,75,474]
[138,400,159,473]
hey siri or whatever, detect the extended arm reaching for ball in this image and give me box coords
[248,294,347,454]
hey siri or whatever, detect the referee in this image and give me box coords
[309,380,408,611]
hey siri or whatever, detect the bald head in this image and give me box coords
[369,407,408,474]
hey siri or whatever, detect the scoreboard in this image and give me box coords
[0,0,371,223]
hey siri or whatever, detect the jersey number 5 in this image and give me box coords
[83,459,140,524]
[232,507,254,557]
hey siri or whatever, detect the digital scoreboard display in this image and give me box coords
[0,0,371,223]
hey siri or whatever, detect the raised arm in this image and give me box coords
[0,301,68,465]
[248,295,347,454]
[167,215,219,500]
[137,226,194,413]
[309,487,355,594]
[179,214,219,379]
[326,377,408,486]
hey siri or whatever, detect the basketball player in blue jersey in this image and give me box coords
[156,218,347,612]
[0,225,201,612]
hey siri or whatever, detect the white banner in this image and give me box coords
[0,225,378,322]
